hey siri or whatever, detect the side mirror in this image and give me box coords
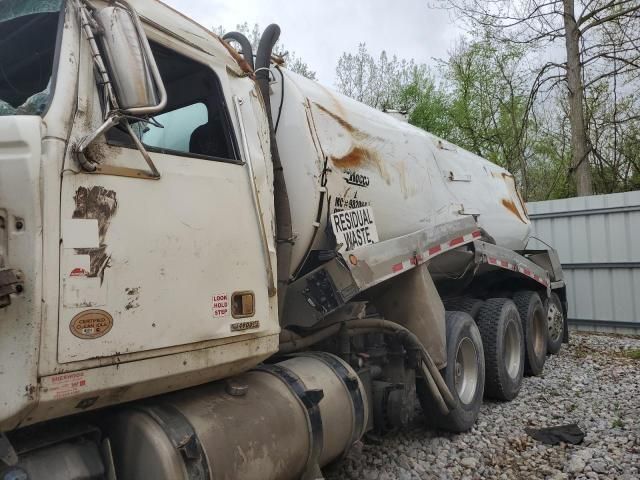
[75,0,166,179]
[94,2,166,114]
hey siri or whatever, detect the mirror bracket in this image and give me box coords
[76,116,161,180]
[74,0,163,180]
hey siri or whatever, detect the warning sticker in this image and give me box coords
[212,293,229,318]
[331,206,379,252]
[46,372,88,400]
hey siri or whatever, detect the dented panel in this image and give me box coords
[271,69,532,272]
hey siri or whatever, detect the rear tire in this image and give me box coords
[476,299,524,401]
[513,291,547,376]
[545,292,564,355]
[417,311,485,432]
[442,297,484,319]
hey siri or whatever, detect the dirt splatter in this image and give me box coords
[73,186,118,281]
[125,287,140,311]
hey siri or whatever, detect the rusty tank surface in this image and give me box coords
[271,70,531,275]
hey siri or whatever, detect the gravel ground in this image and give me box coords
[325,332,640,480]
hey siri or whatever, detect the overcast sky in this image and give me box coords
[164,0,465,86]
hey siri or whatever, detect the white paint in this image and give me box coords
[331,206,379,252]
[63,277,107,308]
[63,254,91,277]
[272,68,532,275]
[62,219,99,249]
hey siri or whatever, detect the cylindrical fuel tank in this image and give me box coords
[271,69,532,275]
[106,353,368,480]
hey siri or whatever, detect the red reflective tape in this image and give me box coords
[449,237,464,247]
[416,254,424,263]
[410,257,417,266]
[428,245,442,256]
[500,260,509,268]
[472,230,482,238]
[523,268,531,277]
[488,257,497,265]
[392,263,403,273]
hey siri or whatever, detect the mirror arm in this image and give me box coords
[123,120,161,179]
[115,0,167,116]
[74,116,161,180]
[76,115,121,172]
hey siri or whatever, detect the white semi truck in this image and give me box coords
[0,1,568,479]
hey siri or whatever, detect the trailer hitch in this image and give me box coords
[0,268,23,308]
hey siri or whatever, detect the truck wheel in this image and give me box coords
[513,291,547,376]
[417,311,485,432]
[476,299,524,401]
[443,297,484,319]
[545,292,564,354]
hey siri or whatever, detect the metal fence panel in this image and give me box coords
[527,191,640,334]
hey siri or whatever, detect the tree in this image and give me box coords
[214,22,317,80]
[436,0,640,196]
[335,43,429,110]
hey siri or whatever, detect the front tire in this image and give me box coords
[417,311,485,432]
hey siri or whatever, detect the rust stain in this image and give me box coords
[331,146,390,184]
[316,82,347,117]
[73,186,118,282]
[331,146,368,168]
[314,102,357,135]
[312,102,390,182]
[502,198,527,224]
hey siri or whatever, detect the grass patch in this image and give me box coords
[612,418,625,428]
[625,349,640,360]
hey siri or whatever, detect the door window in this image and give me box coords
[107,42,239,163]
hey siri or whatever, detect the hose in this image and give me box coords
[278,318,456,414]
[278,324,342,354]
[222,32,254,71]
[255,24,293,314]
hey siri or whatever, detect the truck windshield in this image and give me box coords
[0,0,64,116]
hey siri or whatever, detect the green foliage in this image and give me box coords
[625,349,640,360]
[335,43,429,111]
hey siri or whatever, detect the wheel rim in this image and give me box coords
[454,337,479,405]
[504,320,522,379]
[547,303,563,343]
[531,308,546,357]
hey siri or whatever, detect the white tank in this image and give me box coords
[271,69,531,276]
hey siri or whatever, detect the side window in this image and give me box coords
[107,42,239,162]
[141,102,207,152]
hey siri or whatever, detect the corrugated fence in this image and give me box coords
[526,190,640,334]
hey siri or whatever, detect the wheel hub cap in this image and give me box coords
[548,304,563,342]
[454,337,479,405]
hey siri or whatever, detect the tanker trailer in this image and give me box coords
[0,1,568,478]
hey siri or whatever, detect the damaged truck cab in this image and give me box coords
[0,1,568,479]
[1,0,280,431]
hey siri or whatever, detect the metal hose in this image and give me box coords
[223,32,254,71]
[255,24,293,312]
[278,318,456,414]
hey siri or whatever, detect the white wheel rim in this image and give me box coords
[454,337,479,405]
[504,320,522,379]
[547,303,563,343]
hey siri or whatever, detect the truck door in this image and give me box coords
[58,41,274,363]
